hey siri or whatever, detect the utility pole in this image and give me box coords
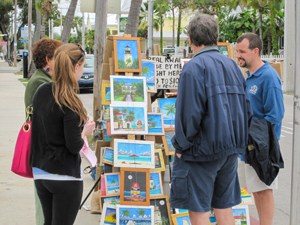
[147,0,154,56]
[13,0,17,67]
[82,12,85,51]
[28,0,32,65]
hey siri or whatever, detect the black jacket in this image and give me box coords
[246,117,284,185]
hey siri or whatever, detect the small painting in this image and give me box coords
[116,205,154,225]
[232,205,250,225]
[104,172,120,196]
[162,129,175,155]
[217,42,232,58]
[120,167,150,206]
[100,203,116,225]
[113,36,142,73]
[114,139,155,169]
[150,196,172,225]
[103,105,110,120]
[157,98,176,128]
[142,60,157,93]
[149,172,163,197]
[171,212,191,225]
[151,149,166,172]
[100,195,120,211]
[110,75,147,105]
[101,80,111,105]
[110,105,148,135]
[147,113,164,135]
[102,147,114,165]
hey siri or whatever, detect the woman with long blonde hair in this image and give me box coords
[30,44,95,225]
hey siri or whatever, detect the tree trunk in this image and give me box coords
[176,9,182,47]
[258,8,263,53]
[61,0,78,43]
[160,16,163,55]
[93,0,107,121]
[125,0,143,36]
[172,8,175,48]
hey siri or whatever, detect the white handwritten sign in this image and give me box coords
[148,56,182,89]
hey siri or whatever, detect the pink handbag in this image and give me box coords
[11,107,33,178]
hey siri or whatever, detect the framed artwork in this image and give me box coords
[103,105,110,120]
[149,172,163,197]
[152,149,166,172]
[110,75,147,105]
[116,205,154,225]
[147,113,164,135]
[102,147,114,165]
[162,128,175,156]
[113,36,142,73]
[101,80,111,105]
[171,212,191,225]
[104,172,120,196]
[175,208,189,214]
[120,167,150,206]
[142,60,157,93]
[217,42,232,58]
[157,98,176,128]
[110,105,148,135]
[232,205,250,225]
[100,203,116,225]
[100,195,120,211]
[180,58,191,69]
[114,139,155,169]
[150,195,172,225]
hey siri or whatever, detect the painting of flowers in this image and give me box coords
[157,98,176,128]
[142,60,157,93]
[110,105,148,135]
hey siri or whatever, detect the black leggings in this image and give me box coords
[34,179,83,225]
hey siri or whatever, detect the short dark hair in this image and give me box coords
[236,33,263,55]
[32,38,63,69]
[187,14,218,47]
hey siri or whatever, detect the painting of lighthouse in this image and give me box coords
[113,36,142,73]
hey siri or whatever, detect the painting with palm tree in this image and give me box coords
[142,60,157,93]
[100,203,116,225]
[157,98,176,128]
[110,105,148,134]
[147,113,164,135]
[116,205,154,225]
[104,173,120,196]
[113,36,142,73]
[110,76,147,105]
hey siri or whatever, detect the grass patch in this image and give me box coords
[15,71,23,76]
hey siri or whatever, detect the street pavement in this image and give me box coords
[0,60,294,225]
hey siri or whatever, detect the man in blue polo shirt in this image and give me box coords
[235,33,285,225]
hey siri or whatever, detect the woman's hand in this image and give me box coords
[82,120,95,138]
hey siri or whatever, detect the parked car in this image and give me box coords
[78,54,94,92]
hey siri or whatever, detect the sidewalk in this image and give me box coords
[0,69,100,224]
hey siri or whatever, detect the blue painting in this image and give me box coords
[103,147,114,165]
[104,173,120,195]
[173,213,191,225]
[147,113,164,135]
[157,98,176,128]
[116,205,154,225]
[149,172,163,196]
[142,60,157,93]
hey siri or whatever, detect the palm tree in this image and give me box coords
[61,0,78,43]
[122,210,130,217]
[138,209,145,217]
[125,0,143,36]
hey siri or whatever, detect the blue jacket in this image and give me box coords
[172,46,251,161]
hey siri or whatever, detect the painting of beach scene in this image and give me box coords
[114,139,155,168]
[110,75,147,105]
[110,105,148,135]
[113,36,142,73]
[100,203,116,225]
[149,172,163,196]
[172,212,191,225]
[100,195,120,211]
[116,205,154,225]
[162,129,175,155]
[142,60,157,93]
[104,173,120,196]
[147,113,164,135]
[157,98,176,128]
[103,147,114,165]
[120,167,150,205]
[150,196,172,225]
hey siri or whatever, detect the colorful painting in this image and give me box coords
[103,147,114,165]
[116,205,154,225]
[100,195,120,211]
[104,173,120,196]
[171,212,191,225]
[149,172,163,196]
[150,196,172,225]
[110,75,147,105]
[151,149,166,172]
[114,139,155,169]
[162,129,175,155]
[147,113,164,135]
[157,98,176,128]
[142,60,157,93]
[100,203,116,225]
[113,36,142,73]
[232,205,250,225]
[110,105,148,135]
[101,80,111,105]
[103,105,110,120]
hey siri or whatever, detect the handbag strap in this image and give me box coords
[26,105,33,122]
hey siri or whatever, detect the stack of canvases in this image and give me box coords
[98,36,174,225]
